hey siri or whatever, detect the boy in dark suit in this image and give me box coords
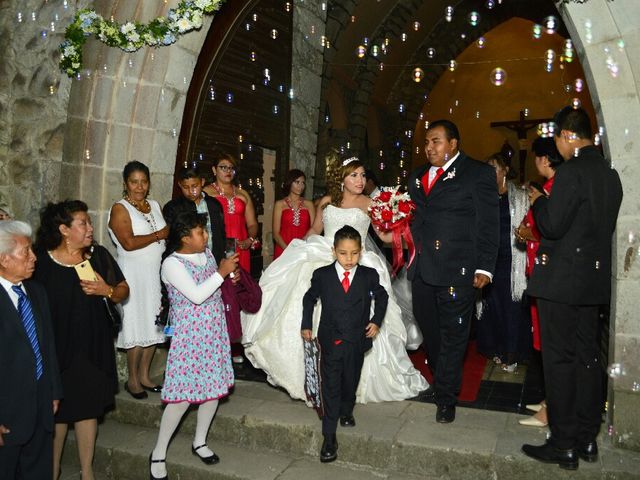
[301,225,388,463]
[163,167,226,265]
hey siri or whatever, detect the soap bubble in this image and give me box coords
[448,59,457,71]
[356,45,366,58]
[571,98,582,109]
[574,78,584,92]
[546,49,556,62]
[445,5,454,22]
[476,37,486,48]
[490,67,507,86]
[532,24,542,39]
[485,0,495,9]
[537,122,557,138]
[607,363,626,378]
[413,21,420,31]
[427,47,436,58]
[544,16,558,34]
[468,11,480,26]
[270,29,278,39]
[412,67,424,82]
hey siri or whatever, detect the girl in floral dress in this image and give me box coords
[149,211,238,480]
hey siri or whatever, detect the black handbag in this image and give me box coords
[91,246,124,336]
[103,297,123,336]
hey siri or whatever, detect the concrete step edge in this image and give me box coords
[102,383,636,479]
[63,419,429,480]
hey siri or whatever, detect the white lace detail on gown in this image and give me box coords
[241,205,428,403]
[322,205,371,246]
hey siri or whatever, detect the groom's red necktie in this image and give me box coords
[422,167,444,195]
[341,271,350,292]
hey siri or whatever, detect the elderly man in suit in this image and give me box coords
[521,107,623,470]
[0,220,63,479]
[408,119,499,423]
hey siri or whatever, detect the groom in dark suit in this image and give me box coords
[521,107,623,469]
[0,221,63,479]
[408,119,499,423]
[302,226,388,463]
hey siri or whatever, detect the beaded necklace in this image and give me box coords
[124,195,161,243]
[211,182,237,214]
[284,196,304,227]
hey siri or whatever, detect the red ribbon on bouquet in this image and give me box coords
[390,218,416,276]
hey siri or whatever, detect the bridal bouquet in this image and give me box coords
[369,187,416,275]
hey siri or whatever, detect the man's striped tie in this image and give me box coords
[12,285,44,380]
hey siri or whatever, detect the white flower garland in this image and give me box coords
[59,0,224,78]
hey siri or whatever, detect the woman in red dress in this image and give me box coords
[515,136,562,427]
[204,154,259,273]
[272,169,315,259]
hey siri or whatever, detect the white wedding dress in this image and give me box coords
[242,205,428,403]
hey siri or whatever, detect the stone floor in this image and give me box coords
[60,380,640,480]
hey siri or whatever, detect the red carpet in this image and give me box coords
[409,340,487,403]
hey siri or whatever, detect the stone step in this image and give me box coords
[106,380,640,479]
[63,420,427,480]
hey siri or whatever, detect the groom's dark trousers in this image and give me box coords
[408,152,499,406]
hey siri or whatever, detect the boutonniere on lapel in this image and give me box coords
[442,168,456,182]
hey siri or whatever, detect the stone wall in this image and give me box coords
[0,0,80,226]
[289,1,327,193]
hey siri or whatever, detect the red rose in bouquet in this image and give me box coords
[368,187,416,275]
[398,200,412,215]
[379,191,392,202]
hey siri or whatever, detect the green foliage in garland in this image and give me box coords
[59,0,225,78]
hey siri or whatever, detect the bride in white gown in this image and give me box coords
[242,156,428,403]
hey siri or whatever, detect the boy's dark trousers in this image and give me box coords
[321,341,364,435]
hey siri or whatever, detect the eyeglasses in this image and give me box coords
[217,165,235,173]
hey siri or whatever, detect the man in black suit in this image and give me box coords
[301,226,388,463]
[163,167,227,265]
[522,107,622,470]
[408,119,499,423]
[0,220,63,479]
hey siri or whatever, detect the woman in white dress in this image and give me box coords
[108,161,168,399]
[242,154,428,403]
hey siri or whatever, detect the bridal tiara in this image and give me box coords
[342,156,359,166]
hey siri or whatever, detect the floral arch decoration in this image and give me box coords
[59,0,225,78]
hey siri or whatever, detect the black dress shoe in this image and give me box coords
[320,435,338,463]
[141,383,163,393]
[149,454,168,480]
[191,444,220,465]
[578,441,598,462]
[436,404,455,423]
[522,442,578,470]
[413,387,436,402]
[124,382,148,400]
[340,415,356,427]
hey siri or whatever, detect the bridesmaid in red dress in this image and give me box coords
[515,137,562,427]
[272,169,315,259]
[204,154,259,273]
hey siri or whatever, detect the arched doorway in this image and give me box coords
[176,0,294,271]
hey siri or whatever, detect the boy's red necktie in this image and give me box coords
[342,271,350,292]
